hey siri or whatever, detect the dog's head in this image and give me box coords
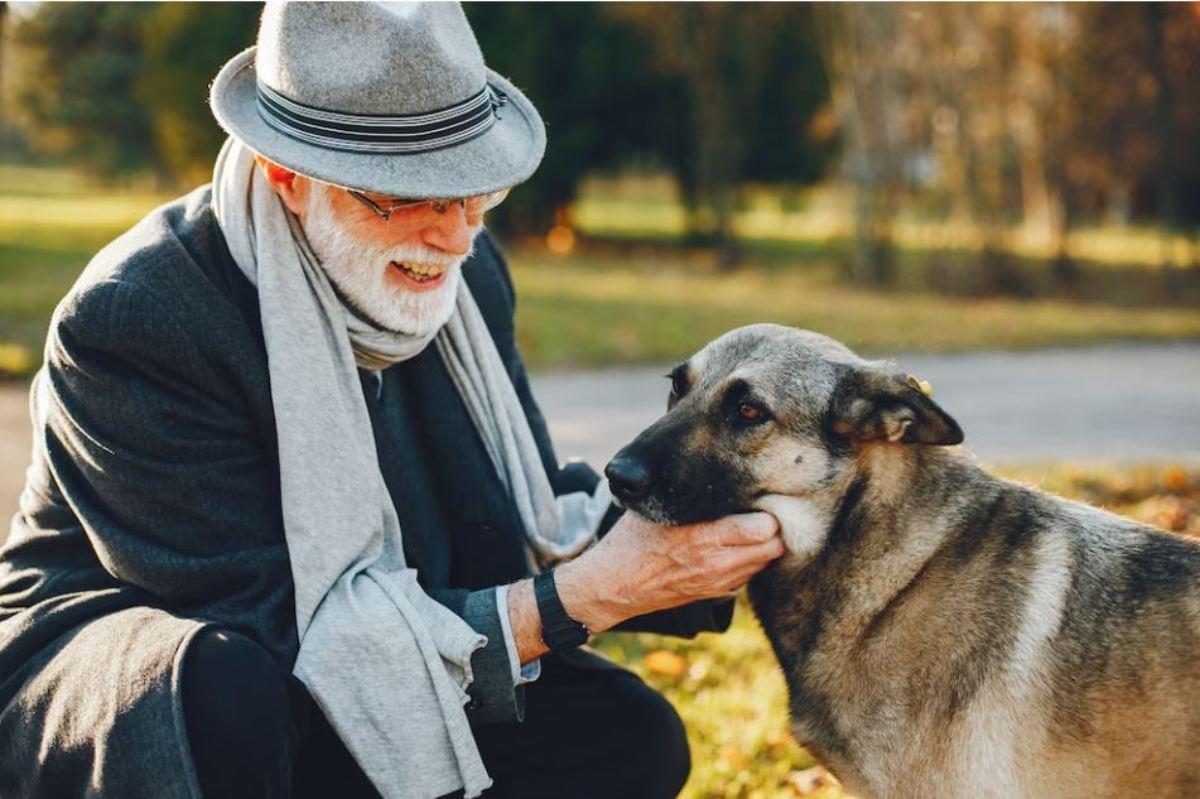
[606,324,963,555]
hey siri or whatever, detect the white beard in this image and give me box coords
[301,184,474,337]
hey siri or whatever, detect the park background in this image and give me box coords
[0,3,1198,797]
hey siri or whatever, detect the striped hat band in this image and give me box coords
[255,81,508,155]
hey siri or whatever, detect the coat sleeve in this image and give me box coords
[480,233,736,640]
[37,276,299,662]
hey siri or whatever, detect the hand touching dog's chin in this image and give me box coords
[619,488,831,561]
[753,494,831,563]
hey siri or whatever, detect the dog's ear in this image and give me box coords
[829,369,964,445]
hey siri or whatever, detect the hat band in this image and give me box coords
[255,82,508,154]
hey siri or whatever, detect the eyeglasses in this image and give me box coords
[347,188,510,222]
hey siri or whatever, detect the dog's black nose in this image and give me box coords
[605,454,651,502]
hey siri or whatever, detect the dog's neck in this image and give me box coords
[747,444,991,776]
[753,445,968,617]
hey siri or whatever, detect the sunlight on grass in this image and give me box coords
[595,604,845,799]
[592,464,1200,799]
[573,183,1200,270]
[0,195,169,233]
[0,344,32,378]
[509,253,1200,370]
[0,171,172,373]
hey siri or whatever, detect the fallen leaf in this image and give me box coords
[1163,467,1190,493]
[644,649,687,677]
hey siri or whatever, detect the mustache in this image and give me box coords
[316,221,470,270]
[381,244,468,269]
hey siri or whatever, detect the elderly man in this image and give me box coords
[0,4,783,798]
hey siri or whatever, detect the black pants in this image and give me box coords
[181,628,690,799]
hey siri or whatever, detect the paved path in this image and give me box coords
[0,385,28,527]
[2,343,1198,520]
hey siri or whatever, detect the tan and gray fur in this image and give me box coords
[604,324,1200,799]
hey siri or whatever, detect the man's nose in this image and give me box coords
[605,452,652,504]
[420,203,474,256]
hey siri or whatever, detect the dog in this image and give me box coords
[605,324,1200,799]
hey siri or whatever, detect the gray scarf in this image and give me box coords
[212,138,610,799]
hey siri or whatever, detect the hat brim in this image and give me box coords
[209,46,546,199]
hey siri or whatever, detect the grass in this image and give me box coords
[591,463,1200,799]
[509,251,1200,371]
[573,179,1200,271]
[2,165,1198,378]
[0,164,171,376]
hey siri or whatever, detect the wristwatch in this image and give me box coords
[534,568,590,652]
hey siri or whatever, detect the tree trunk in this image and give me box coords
[1144,4,1182,295]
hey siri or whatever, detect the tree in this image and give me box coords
[4,2,257,182]
[817,5,905,286]
[5,3,156,177]
[818,3,1200,293]
[469,4,835,253]
[465,3,685,238]
[612,4,833,267]
[136,3,260,185]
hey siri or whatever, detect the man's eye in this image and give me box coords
[736,403,765,423]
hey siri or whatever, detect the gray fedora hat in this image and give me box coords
[210,1,545,199]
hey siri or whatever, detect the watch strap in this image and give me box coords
[534,569,589,651]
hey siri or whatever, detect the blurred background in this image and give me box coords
[1,4,1198,797]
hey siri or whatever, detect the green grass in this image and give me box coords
[510,251,1200,371]
[1,165,1198,378]
[0,166,171,376]
[573,180,1200,271]
[592,463,1200,799]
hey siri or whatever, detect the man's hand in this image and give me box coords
[556,512,784,633]
[505,512,783,664]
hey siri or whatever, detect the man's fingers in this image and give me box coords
[713,535,785,575]
[700,511,779,546]
[764,535,787,560]
[721,538,787,592]
[735,535,786,565]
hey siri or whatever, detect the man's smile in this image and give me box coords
[387,259,450,292]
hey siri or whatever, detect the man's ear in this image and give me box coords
[254,155,308,217]
[828,369,964,445]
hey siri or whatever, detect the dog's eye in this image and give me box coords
[736,403,765,423]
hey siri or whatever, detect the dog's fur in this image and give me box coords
[606,324,1200,799]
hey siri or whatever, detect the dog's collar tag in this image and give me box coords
[906,374,935,397]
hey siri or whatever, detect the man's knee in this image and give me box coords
[181,627,298,798]
[613,676,692,798]
[182,627,293,740]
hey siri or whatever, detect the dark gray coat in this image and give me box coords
[0,187,730,798]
